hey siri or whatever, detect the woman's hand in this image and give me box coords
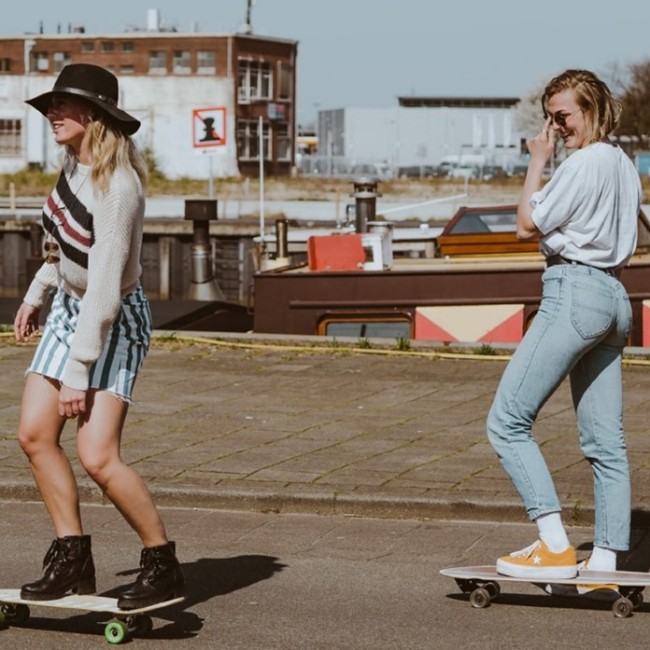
[526,117,556,164]
[516,117,555,239]
[59,385,87,419]
[13,302,40,342]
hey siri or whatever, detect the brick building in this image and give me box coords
[0,15,298,178]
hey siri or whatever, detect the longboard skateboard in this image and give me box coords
[440,565,650,618]
[0,589,185,644]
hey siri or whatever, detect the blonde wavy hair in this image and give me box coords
[65,108,147,193]
[542,69,621,145]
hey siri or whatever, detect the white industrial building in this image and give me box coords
[313,96,525,177]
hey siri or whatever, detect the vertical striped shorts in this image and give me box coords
[28,285,152,402]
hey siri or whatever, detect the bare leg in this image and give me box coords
[76,390,167,548]
[17,373,82,537]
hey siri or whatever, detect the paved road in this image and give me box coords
[2,333,650,528]
[1,503,650,650]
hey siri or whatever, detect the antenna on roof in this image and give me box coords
[238,0,255,34]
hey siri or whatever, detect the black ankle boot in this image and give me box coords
[21,535,96,601]
[117,541,185,610]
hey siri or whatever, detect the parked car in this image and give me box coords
[450,165,479,179]
[480,165,509,180]
[398,165,440,179]
[350,162,393,179]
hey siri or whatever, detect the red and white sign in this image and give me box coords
[192,107,226,149]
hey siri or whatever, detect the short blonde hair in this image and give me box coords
[542,69,621,145]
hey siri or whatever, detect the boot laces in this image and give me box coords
[138,548,164,581]
[43,539,78,576]
[42,540,60,570]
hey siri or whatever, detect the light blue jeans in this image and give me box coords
[487,262,633,551]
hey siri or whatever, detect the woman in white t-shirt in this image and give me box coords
[487,69,641,591]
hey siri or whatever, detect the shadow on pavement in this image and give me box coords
[96,554,288,638]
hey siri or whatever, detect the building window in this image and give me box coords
[0,59,10,72]
[276,124,291,161]
[101,42,115,53]
[237,120,270,160]
[121,64,135,74]
[172,50,191,74]
[238,59,272,103]
[30,52,49,72]
[0,119,22,156]
[122,41,134,53]
[81,41,94,53]
[278,61,291,100]
[261,63,271,98]
[197,50,216,74]
[148,50,167,74]
[53,51,71,73]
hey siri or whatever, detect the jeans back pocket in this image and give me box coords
[569,276,615,339]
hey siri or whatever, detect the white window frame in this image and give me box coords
[276,123,291,161]
[30,52,48,73]
[197,50,216,74]
[237,119,270,161]
[148,50,167,74]
[278,61,291,100]
[0,119,22,156]
[53,51,71,73]
[172,50,191,74]
[237,59,272,103]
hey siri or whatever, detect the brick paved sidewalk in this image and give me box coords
[2,334,650,524]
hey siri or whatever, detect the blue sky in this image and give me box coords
[5,1,650,126]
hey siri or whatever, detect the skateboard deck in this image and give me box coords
[440,565,650,618]
[0,589,185,644]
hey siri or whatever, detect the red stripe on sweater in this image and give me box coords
[46,196,92,247]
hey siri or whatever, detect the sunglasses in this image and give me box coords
[544,108,581,127]
[44,239,60,264]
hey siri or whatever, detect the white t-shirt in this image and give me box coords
[530,142,641,268]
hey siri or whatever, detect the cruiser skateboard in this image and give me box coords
[440,565,650,618]
[0,589,185,644]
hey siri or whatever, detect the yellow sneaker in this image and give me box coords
[497,539,578,579]
[546,560,618,600]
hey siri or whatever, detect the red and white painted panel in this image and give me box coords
[415,304,525,343]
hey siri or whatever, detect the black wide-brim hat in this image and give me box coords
[26,63,140,135]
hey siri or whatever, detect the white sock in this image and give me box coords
[535,512,571,553]
[587,546,617,572]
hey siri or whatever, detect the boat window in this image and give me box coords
[449,210,517,234]
[318,313,412,339]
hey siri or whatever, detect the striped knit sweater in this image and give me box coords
[24,158,145,391]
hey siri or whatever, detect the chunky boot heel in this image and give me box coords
[117,541,185,610]
[21,535,96,601]
[75,574,97,595]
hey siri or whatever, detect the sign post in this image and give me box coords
[192,107,227,199]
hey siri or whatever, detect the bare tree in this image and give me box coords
[616,59,650,151]
[513,78,546,140]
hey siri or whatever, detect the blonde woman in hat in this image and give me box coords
[14,63,184,609]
